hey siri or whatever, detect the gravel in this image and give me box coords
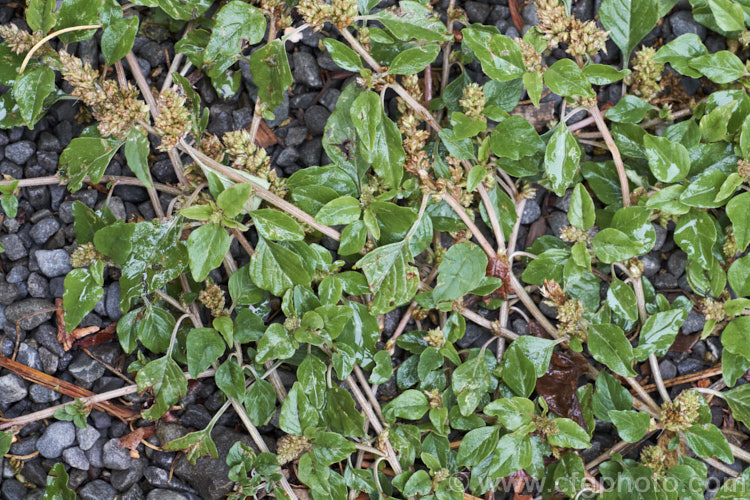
[1,234,26,261]
[292,51,323,89]
[77,425,102,451]
[666,250,687,277]
[520,199,541,224]
[79,480,118,500]
[103,438,136,470]
[36,421,76,458]
[5,140,36,164]
[682,310,706,334]
[63,446,91,469]
[5,298,54,330]
[304,105,330,136]
[0,373,28,405]
[35,249,72,278]
[29,217,61,245]
[669,11,707,40]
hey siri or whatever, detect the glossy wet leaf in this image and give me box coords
[60,133,124,192]
[461,27,524,81]
[689,51,746,84]
[101,16,138,64]
[588,324,636,377]
[634,308,688,361]
[187,223,231,282]
[568,183,595,230]
[250,209,304,241]
[249,40,292,110]
[683,424,733,464]
[544,59,594,98]
[544,122,580,195]
[727,192,750,252]
[383,389,431,422]
[674,211,716,269]
[355,241,419,314]
[323,39,363,72]
[245,379,276,425]
[432,242,488,303]
[55,0,102,42]
[204,0,265,62]
[490,115,544,160]
[186,328,225,378]
[609,409,651,442]
[607,277,638,321]
[164,427,218,465]
[728,255,750,297]
[123,127,153,188]
[63,260,104,333]
[599,0,659,63]
[388,43,440,75]
[644,133,690,182]
[593,370,632,422]
[27,0,56,33]
[43,462,75,500]
[249,238,311,297]
[136,354,188,420]
[13,66,55,125]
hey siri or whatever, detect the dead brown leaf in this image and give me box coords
[536,350,588,429]
[119,426,155,451]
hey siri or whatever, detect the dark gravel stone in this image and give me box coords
[276,147,300,167]
[0,373,27,404]
[145,466,197,493]
[7,265,29,284]
[465,0,491,22]
[0,479,27,500]
[667,250,687,276]
[27,272,48,298]
[105,282,122,320]
[39,347,59,374]
[522,3,539,25]
[658,359,677,380]
[293,51,323,89]
[682,310,706,334]
[111,458,145,491]
[5,298,54,330]
[180,405,212,429]
[456,323,492,349]
[284,126,308,147]
[652,223,666,251]
[304,105,330,136]
[5,140,36,164]
[37,131,61,152]
[1,234,26,261]
[29,384,59,403]
[36,421,76,458]
[299,138,322,167]
[147,491,189,500]
[79,480,117,500]
[63,446,90,469]
[319,88,340,111]
[69,352,106,384]
[677,357,703,375]
[653,273,679,290]
[705,35,727,53]
[103,437,136,470]
[26,186,51,210]
[290,92,317,109]
[86,437,106,468]
[0,279,19,305]
[139,40,167,67]
[520,199,541,224]
[35,249,71,277]
[512,319,529,335]
[76,425,101,451]
[29,217,60,245]
[18,343,42,371]
[641,254,660,278]
[173,426,262,500]
[547,211,569,237]
[121,485,146,500]
[669,11,707,40]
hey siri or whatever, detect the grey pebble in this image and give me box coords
[35,249,71,278]
[36,421,76,459]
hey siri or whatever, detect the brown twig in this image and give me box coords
[588,105,630,206]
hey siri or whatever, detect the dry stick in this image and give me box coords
[354,365,384,423]
[625,376,662,415]
[0,369,215,431]
[0,174,182,195]
[181,141,342,240]
[20,24,102,73]
[588,105,630,207]
[442,193,496,258]
[638,366,722,394]
[704,457,739,477]
[585,431,656,472]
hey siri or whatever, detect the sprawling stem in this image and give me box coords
[588,105,630,206]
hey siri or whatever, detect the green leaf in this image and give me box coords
[634,309,688,361]
[323,39,363,72]
[355,242,419,314]
[311,430,357,466]
[723,384,750,429]
[163,428,218,465]
[568,184,595,230]
[325,386,365,437]
[316,196,362,226]
[547,418,590,449]
[216,358,245,401]
[707,0,745,32]
[249,238,311,297]
[722,317,750,359]
[101,16,138,64]
[151,0,212,20]
[388,44,440,75]
[43,462,75,500]
[204,0,265,62]
[606,278,638,321]
[490,115,544,160]
[93,222,135,265]
[136,355,188,420]
[689,51,747,84]
[523,71,544,106]
[187,223,231,282]
[250,209,304,241]
[123,127,153,188]
[605,95,652,123]
[63,260,104,333]
[599,0,658,64]
[728,255,750,297]
[27,0,57,33]
[137,305,175,354]
[583,64,630,84]
[588,324,636,377]
[216,183,253,219]
[593,370,632,422]
[350,91,380,152]
[674,211,716,269]
[544,122,580,196]
[55,0,102,42]
[543,59,594,98]
[457,426,500,467]
[249,40,293,110]
[484,397,535,430]
[60,133,123,192]
[433,242,488,303]
[454,353,493,415]
[372,1,450,42]
[186,328,225,378]
[0,430,12,457]
[609,409,651,442]
[683,424,733,464]
[13,66,56,125]
[461,27,524,81]
[655,34,708,78]
[723,351,750,387]
[728,192,750,252]
[592,228,641,263]
[383,389,431,422]
[370,350,393,384]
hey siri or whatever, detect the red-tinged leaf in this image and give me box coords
[119,426,155,451]
[486,254,513,299]
[536,351,588,429]
[669,331,700,353]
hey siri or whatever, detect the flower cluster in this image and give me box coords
[517,38,544,73]
[661,390,701,432]
[154,89,191,152]
[423,328,445,348]
[541,279,587,342]
[640,445,666,475]
[459,83,486,121]
[222,130,285,195]
[70,243,102,268]
[625,47,664,101]
[723,226,738,260]
[738,158,750,182]
[59,51,149,139]
[535,0,608,57]
[276,435,311,464]
[296,0,357,30]
[700,297,726,323]
[198,281,226,317]
[560,225,589,244]
[0,24,44,54]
